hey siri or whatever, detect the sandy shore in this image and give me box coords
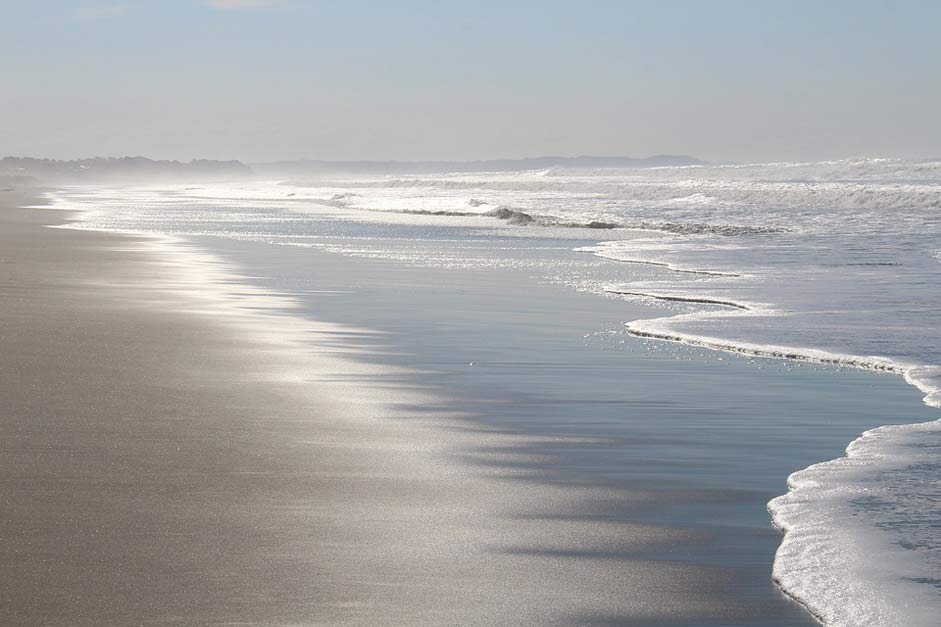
[0,188,458,625]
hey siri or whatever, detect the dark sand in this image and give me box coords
[0,189,817,626]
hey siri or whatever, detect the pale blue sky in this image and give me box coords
[2,0,939,162]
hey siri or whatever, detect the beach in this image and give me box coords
[3,184,937,625]
[0,189,753,625]
[6,2,940,623]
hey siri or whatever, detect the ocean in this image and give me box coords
[53,157,941,625]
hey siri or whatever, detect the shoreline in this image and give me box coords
[6,185,937,625]
[0,189,766,625]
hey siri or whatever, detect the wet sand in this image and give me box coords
[0,189,793,625]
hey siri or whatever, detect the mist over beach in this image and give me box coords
[2,2,940,626]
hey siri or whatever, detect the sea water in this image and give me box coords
[55,157,941,625]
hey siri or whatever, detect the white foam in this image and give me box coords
[626,312,909,377]
[769,420,941,626]
[579,243,744,276]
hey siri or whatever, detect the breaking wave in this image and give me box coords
[286,158,941,216]
[325,192,782,235]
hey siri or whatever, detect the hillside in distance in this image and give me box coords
[1,154,707,183]
[255,155,706,176]
[0,156,254,183]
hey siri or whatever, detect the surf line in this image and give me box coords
[577,249,742,277]
[604,289,752,311]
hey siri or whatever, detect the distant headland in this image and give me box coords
[254,155,706,176]
[0,156,254,184]
[1,154,707,185]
